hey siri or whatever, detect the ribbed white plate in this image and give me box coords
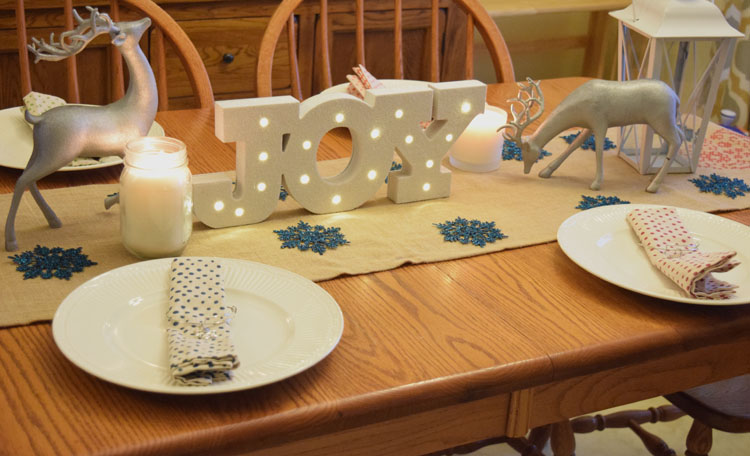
[557,204,750,305]
[0,106,164,171]
[53,258,344,394]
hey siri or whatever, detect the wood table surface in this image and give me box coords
[1,77,748,456]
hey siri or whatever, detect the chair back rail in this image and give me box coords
[15,0,213,110]
[256,0,515,98]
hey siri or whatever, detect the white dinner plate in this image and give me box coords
[0,106,165,171]
[557,204,750,305]
[52,258,344,394]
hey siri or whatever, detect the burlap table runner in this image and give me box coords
[2,125,748,327]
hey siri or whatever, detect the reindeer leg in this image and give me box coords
[5,144,72,250]
[539,129,591,179]
[4,174,36,252]
[590,127,607,191]
[647,127,683,193]
[29,183,61,228]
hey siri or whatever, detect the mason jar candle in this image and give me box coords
[448,105,507,172]
[120,137,192,259]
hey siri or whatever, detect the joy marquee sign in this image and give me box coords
[192,81,486,228]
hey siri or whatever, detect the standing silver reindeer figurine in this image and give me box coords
[4,7,157,251]
[498,78,683,193]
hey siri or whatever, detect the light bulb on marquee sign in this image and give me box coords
[192,81,486,228]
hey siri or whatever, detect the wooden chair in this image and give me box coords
[256,0,515,99]
[14,0,213,110]
[665,375,750,456]
[556,375,750,456]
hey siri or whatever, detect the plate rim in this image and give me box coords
[0,106,164,172]
[52,257,344,395]
[557,204,750,306]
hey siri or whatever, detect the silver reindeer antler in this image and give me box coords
[497,78,544,145]
[28,7,116,63]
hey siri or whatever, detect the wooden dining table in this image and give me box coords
[1,77,748,456]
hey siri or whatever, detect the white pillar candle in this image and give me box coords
[120,137,192,259]
[448,105,507,172]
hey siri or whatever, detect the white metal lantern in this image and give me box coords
[609,0,742,174]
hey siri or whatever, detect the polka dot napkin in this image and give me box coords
[626,207,739,299]
[21,91,66,122]
[166,258,239,386]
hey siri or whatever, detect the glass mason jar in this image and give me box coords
[120,137,192,259]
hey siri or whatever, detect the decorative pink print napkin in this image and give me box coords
[626,207,740,299]
[346,64,385,98]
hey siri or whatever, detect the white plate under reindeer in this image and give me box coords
[52,258,344,394]
[557,204,750,305]
[0,106,164,171]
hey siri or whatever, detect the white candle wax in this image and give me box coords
[120,137,192,259]
[449,105,507,172]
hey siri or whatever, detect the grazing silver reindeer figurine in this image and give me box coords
[4,7,157,251]
[498,78,683,193]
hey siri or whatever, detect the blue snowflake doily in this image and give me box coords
[8,245,97,280]
[502,140,551,161]
[385,161,403,183]
[560,131,616,151]
[274,221,349,255]
[576,195,630,210]
[434,217,508,247]
[689,173,749,199]
[279,185,289,201]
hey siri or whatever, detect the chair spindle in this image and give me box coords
[287,15,302,99]
[571,405,685,433]
[429,0,439,82]
[355,0,365,66]
[152,27,169,110]
[109,0,125,101]
[318,0,332,90]
[15,0,32,97]
[464,14,474,79]
[64,0,80,103]
[393,0,403,79]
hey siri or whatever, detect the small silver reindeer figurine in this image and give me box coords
[4,7,157,251]
[499,78,683,193]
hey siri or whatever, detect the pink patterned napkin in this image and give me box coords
[346,64,385,98]
[626,207,740,299]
